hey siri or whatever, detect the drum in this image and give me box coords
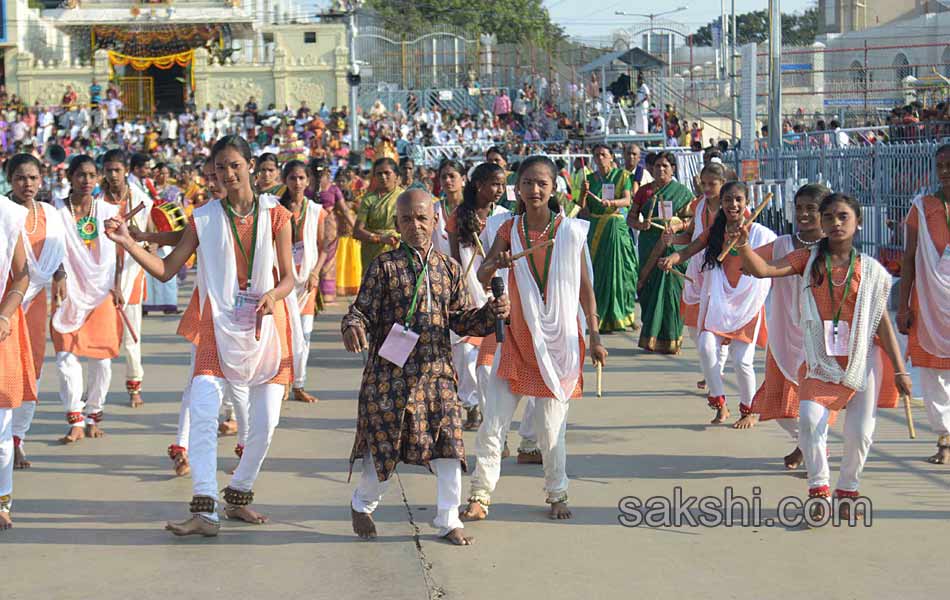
[151,202,187,233]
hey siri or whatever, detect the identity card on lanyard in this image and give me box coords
[227,199,262,331]
[823,249,856,357]
[379,247,427,368]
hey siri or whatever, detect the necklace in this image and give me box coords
[23,200,39,236]
[795,232,820,247]
[527,213,555,241]
[227,198,255,223]
[69,196,98,245]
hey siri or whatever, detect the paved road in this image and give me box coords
[6,285,950,599]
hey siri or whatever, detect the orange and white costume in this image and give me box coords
[289,199,324,391]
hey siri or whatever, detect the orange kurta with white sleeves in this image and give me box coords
[905,196,950,370]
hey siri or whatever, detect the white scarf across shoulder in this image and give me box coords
[23,201,66,309]
[459,205,510,305]
[118,185,154,303]
[194,195,281,386]
[509,214,591,403]
[766,235,805,383]
[908,194,950,358]
[0,197,28,299]
[51,196,119,334]
[291,200,323,306]
[699,222,776,336]
[682,195,708,306]
[801,248,891,391]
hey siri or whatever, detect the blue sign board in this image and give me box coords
[781,63,813,71]
[823,97,902,107]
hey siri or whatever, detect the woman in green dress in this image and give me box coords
[353,157,404,274]
[580,144,639,332]
[626,151,694,353]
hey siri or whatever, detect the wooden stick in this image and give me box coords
[462,236,488,281]
[902,394,917,439]
[668,268,695,285]
[117,304,139,344]
[510,238,555,262]
[649,221,667,231]
[716,193,774,262]
[122,202,146,222]
[596,363,603,398]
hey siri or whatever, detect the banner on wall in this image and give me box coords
[108,50,196,90]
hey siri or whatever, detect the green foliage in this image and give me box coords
[691,7,819,47]
[365,0,565,46]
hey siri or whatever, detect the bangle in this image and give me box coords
[5,289,24,301]
[895,372,910,377]
[0,315,9,327]
[734,242,748,249]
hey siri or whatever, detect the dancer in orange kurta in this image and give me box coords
[51,156,123,444]
[739,193,910,517]
[0,195,37,530]
[898,143,950,464]
[105,135,297,538]
[5,155,67,469]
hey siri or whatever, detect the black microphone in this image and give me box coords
[490,276,505,343]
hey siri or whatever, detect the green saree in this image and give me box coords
[586,168,639,332]
[356,187,404,274]
[633,179,694,353]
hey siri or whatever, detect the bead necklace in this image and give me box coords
[23,199,39,236]
[795,232,820,247]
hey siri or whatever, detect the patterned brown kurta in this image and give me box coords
[342,244,496,482]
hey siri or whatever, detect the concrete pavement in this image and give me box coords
[5,287,950,599]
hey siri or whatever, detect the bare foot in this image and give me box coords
[926,446,950,465]
[732,414,757,429]
[442,528,473,546]
[459,501,488,521]
[784,447,804,470]
[517,450,543,464]
[351,508,377,539]
[292,388,319,403]
[165,515,220,537]
[60,426,85,444]
[13,446,31,469]
[224,505,269,524]
[710,406,730,424]
[85,423,105,438]
[170,453,190,477]
[0,512,12,530]
[129,391,144,408]
[696,379,707,390]
[218,419,238,436]
[501,441,510,459]
[548,501,572,520]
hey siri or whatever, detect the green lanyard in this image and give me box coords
[224,198,259,289]
[292,199,308,244]
[938,190,950,234]
[522,211,556,300]
[826,248,857,334]
[403,245,430,330]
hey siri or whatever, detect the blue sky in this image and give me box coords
[545,0,816,39]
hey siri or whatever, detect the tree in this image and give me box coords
[364,0,565,47]
[691,7,818,47]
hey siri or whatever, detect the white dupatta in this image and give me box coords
[118,185,154,303]
[908,194,950,358]
[51,197,119,334]
[194,195,281,386]
[801,249,891,391]
[699,222,776,337]
[291,200,323,306]
[0,197,28,298]
[459,205,510,304]
[20,202,66,309]
[509,215,591,403]
[681,196,708,307]
[766,235,805,383]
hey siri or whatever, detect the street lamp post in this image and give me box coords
[615,6,688,78]
[343,1,364,153]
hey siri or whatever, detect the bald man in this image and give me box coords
[342,190,509,546]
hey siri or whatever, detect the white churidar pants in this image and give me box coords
[697,331,756,407]
[56,352,112,424]
[121,302,144,383]
[0,409,12,498]
[920,368,950,438]
[293,314,315,389]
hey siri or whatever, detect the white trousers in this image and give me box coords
[56,352,112,424]
[187,376,282,518]
[688,326,728,380]
[697,331,756,407]
[798,352,882,491]
[0,409,12,498]
[176,346,249,448]
[121,303,144,383]
[920,367,950,438]
[12,402,37,445]
[476,363,537,446]
[470,367,570,504]
[453,341,481,410]
[293,314,315,389]
[351,451,464,537]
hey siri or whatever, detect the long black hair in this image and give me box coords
[702,180,748,271]
[515,155,560,215]
[210,135,253,163]
[278,159,308,210]
[809,193,863,286]
[457,162,505,246]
